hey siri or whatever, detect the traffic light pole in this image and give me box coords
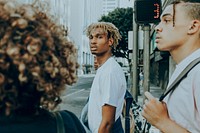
[142,24,150,103]
[134,0,161,103]
[131,9,139,102]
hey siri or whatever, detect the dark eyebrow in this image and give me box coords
[89,33,105,38]
[91,33,105,37]
[96,33,104,36]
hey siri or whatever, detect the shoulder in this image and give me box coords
[59,110,86,133]
[107,58,124,73]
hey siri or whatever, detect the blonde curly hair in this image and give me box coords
[0,0,79,115]
[86,22,121,49]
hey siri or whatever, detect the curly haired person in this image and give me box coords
[142,0,200,132]
[0,0,85,133]
[85,22,126,133]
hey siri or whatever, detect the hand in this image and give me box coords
[142,92,190,133]
[142,91,169,128]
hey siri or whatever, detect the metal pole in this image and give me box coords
[142,24,150,103]
[131,9,139,102]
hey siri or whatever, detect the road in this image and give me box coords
[58,74,94,117]
[57,73,163,118]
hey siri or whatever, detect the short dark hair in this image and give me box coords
[170,0,200,3]
[169,0,200,26]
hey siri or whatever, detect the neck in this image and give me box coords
[96,55,112,67]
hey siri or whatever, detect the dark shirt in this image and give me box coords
[0,109,85,133]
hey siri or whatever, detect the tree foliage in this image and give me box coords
[99,7,133,60]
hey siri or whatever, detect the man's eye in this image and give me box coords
[97,36,102,39]
[164,19,171,23]
[89,36,93,39]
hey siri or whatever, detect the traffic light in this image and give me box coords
[134,0,162,24]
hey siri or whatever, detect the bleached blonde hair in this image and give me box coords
[86,22,121,49]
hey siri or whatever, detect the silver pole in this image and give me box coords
[131,9,139,101]
[142,24,150,103]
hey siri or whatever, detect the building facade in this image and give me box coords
[17,0,134,75]
[15,0,175,92]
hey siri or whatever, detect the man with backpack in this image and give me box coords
[85,22,126,133]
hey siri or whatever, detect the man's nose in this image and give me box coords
[90,38,96,44]
[155,24,162,32]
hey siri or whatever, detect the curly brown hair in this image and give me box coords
[0,0,79,116]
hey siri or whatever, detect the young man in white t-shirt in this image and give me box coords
[142,0,200,132]
[86,22,126,133]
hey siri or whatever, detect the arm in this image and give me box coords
[98,104,116,133]
[142,91,190,133]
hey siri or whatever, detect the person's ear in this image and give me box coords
[108,38,114,47]
[188,20,200,35]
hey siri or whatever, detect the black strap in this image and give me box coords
[159,57,200,101]
[124,90,133,133]
[53,111,65,133]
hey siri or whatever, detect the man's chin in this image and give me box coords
[91,52,103,56]
[156,44,165,51]
[157,46,169,52]
[91,52,97,55]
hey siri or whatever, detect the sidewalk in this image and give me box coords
[78,73,95,78]
[137,84,164,105]
[126,74,164,105]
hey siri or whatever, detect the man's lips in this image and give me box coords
[90,47,97,51]
[90,47,97,53]
[155,35,161,39]
[155,36,161,43]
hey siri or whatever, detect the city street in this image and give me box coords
[57,74,164,118]
[58,74,95,117]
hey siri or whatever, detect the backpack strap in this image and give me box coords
[124,90,133,133]
[53,111,65,133]
[159,57,200,101]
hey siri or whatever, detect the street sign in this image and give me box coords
[134,0,162,24]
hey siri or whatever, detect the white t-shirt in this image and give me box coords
[163,49,200,133]
[88,57,126,133]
